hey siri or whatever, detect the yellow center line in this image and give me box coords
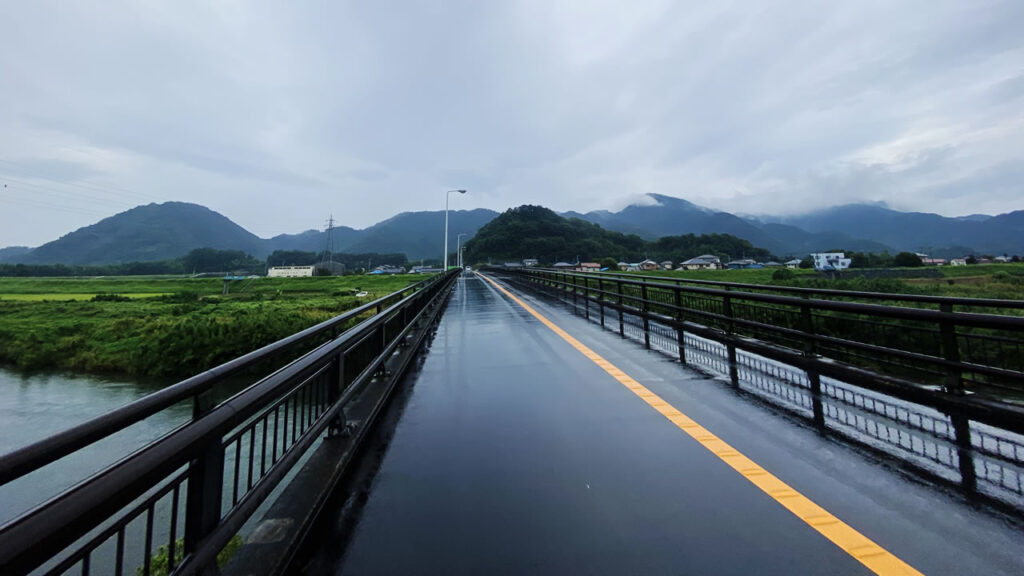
[478,272,922,576]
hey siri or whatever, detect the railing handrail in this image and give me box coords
[0,273,443,486]
[0,269,460,575]
[527,269,1024,330]
[535,267,1024,309]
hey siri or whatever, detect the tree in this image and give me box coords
[799,256,814,269]
[600,257,619,270]
[893,252,923,267]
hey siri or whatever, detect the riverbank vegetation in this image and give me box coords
[0,274,426,377]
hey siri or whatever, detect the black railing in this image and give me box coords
[496,268,1024,506]
[566,268,1024,311]
[0,270,459,576]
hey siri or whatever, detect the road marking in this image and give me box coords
[478,273,923,576]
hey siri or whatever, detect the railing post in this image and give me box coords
[723,288,739,388]
[674,287,686,364]
[327,353,347,437]
[641,282,651,349]
[940,303,963,394]
[184,440,224,564]
[617,281,625,337]
[801,299,825,430]
[598,279,605,328]
[583,276,590,320]
[938,303,975,491]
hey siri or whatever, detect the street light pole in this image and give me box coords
[456,233,468,269]
[444,189,466,270]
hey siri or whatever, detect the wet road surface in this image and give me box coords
[307,274,1024,575]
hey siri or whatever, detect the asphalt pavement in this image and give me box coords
[305,273,1024,576]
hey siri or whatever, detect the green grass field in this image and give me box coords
[0,274,430,377]
[608,264,1024,300]
[0,293,174,301]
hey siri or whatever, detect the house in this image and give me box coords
[552,262,575,269]
[522,258,539,267]
[640,259,659,271]
[762,261,782,268]
[268,265,315,278]
[659,260,674,270]
[784,259,802,269]
[679,255,721,270]
[503,262,524,268]
[810,252,852,271]
[725,259,759,270]
[994,255,1010,263]
[921,257,947,266]
[617,262,630,271]
[950,258,967,266]
[578,262,601,272]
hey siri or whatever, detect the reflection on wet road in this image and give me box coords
[309,274,1024,576]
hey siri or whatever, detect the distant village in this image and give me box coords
[497,251,1006,273]
[264,251,1016,277]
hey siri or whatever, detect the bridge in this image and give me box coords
[1,269,1023,575]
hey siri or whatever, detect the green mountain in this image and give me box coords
[17,202,264,265]
[344,209,499,260]
[462,205,771,264]
[463,205,646,264]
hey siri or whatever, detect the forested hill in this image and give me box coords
[16,202,264,266]
[462,205,772,265]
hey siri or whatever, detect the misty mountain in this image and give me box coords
[3,195,1021,267]
[566,194,891,257]
[0,246,31,261]
[263,227,360,254]
[13,202,265,266]
[342,209,499,260]
[777,204,1024,255]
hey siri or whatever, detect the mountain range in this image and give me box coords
[2,195,1022,266]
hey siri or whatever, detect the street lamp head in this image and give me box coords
[451,189,466,194]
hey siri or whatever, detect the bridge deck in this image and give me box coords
[301,274,1023,575]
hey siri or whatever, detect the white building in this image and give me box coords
[810,253,852,271]
[268,265,316,278]
[679,255,721,270]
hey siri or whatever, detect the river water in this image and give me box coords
[0,366,189,526]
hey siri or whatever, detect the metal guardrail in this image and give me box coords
[497,268,1024,501]
[564,268,1024,310]
[0,270,459,576]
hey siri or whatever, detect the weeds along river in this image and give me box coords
[0,366,189,526]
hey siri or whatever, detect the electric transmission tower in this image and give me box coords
[321,215,335,269]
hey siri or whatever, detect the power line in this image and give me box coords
[0,158,167,205]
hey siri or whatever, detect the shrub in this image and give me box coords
[771,268,795,282]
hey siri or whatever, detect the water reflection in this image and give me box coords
[0,367,187,525]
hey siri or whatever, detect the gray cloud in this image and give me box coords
[1,0,1021,247]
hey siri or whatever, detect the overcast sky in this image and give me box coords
[1,1,1022,247]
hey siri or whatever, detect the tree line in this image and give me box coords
[0,248,414,277]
